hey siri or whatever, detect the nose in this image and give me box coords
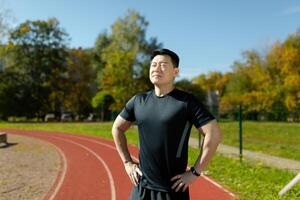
[152,64,162,72]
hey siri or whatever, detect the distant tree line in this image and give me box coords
[191,30,300,121]
[0,9,299,121]
[0,10,164,121]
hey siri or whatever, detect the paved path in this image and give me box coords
[189,138,300,173]
[2,129,235,200]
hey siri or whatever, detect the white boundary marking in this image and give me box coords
[47,145,68,200]
[202,175,235,197]
[50,136,116,200]
[60,134,139,160]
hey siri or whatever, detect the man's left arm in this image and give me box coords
[193,119,222,174]
[171,119,222,192]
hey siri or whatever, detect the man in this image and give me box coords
[112,48,222,200]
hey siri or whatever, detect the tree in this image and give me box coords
[95,10,162,111]
[64,48,97,118]
[219,30,300,120]
[175,79,205,101]
[220,50,271,119]
[92,91,114,121]
[92,31,111,88]
[0,70,33,119]
[192,71,227,96]
[281,31,300,114]
[2,18,69,118]
[264,31,300,120]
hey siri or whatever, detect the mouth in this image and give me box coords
[152,74,162,78]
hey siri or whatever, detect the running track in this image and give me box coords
[2,129,235,200]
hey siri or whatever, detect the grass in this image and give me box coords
[0,122,300,199]
[190,120,300,161]
[189,149,300,200]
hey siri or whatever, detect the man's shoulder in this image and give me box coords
[132,90,152,102]
[175,88,192,96]
[172,88,195,102]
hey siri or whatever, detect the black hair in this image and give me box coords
[150,48,180,68]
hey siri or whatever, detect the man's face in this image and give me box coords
[149,55,179,86]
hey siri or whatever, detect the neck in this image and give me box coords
[154,83,175,97]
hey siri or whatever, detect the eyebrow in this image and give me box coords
[151,61,169,64]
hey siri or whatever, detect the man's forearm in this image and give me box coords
[193,129,221,174]
[112,127,133,163]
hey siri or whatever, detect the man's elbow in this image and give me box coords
[212,121,222,144]
[209,124,222,145]
[111,120,121,138]
[215,130,222,144]
[111,116,130,138]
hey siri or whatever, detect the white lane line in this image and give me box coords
[47,145,68,200]
[202,176,235,197]
[58,134,139,161]
[49,135,117,200]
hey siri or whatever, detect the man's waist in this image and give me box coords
[139,175,172,192]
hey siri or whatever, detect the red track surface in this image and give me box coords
[2,129,235,200]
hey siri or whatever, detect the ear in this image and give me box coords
[174,68,179,76]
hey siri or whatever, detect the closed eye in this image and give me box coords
[150,62,157,67]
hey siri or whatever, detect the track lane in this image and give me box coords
[2,129,234,200]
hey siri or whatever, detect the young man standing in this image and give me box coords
[112,48,222,200]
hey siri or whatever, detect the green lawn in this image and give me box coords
[0,122,299,199]
[189,149,300,200]
[190,120,300,161]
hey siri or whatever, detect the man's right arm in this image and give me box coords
[112,115,133,163]
[112,115,142,186]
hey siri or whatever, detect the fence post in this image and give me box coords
[238,104,243,162]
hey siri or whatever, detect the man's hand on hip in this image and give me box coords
[171,169,199,192]
[124,161,143,186]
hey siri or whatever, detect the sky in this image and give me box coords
[2,0,300,80]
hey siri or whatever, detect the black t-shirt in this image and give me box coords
[119,88,215,192]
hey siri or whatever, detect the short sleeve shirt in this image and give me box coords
[119,88,215,192]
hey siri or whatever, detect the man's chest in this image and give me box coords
[134,98,187,125]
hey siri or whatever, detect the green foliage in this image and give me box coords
[1,18,69,118]
[217,31,300,121]
[192,71,224,92]
[0,70,34,119]
[95,10,162,111]
[0,11,163,119]
[92,91,114,109]
[92,31,110,86]
[225,74,252,96]
[1,10,300,122]
[175,79,205,101]
[92,90,114,121]
[64,48,97,116]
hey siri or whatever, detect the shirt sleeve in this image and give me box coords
[187,94,215,128]
[119,95,136,122]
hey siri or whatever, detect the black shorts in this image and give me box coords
[129,185,189,200]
